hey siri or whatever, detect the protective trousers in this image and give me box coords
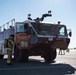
[6,48,12,64]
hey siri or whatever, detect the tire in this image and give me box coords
[0,55,4,59]
[14,46,28,62]
[52,49,57,60]
[43,49,57,62]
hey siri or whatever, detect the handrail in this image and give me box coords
[0,19,15,32]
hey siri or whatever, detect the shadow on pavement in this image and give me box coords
[0,59,76,75]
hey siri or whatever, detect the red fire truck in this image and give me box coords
[0,11,72,62]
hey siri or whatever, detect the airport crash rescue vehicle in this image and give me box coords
[0,11,72,62]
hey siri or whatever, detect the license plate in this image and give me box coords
[48,38,53,41]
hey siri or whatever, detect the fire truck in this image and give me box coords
[0,11,72,62]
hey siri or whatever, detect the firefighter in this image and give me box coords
[5,35,14,65]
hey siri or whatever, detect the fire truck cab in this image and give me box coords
[0,11,72,62]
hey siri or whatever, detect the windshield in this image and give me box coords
[31,22,67,36]
[16,23,29,32]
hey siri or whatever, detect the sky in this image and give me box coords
[0,0,76,48]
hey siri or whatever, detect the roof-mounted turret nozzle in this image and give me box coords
[48,10,51,14]
[27,10,52,22]
[40,10,52,21]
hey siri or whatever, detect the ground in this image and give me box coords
[0,49,76,75]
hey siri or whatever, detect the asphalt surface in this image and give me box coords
[0,50,76,75]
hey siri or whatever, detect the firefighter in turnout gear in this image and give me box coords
[4,35,14,65]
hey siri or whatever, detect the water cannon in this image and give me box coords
[48,10,51,14]
[27,10,52,22]
[40,10,52,21]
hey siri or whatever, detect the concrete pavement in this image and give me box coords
[0,50,76,75]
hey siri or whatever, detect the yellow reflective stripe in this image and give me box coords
[7,60,11,63]
[6,48,12,51]
[8,40,14,47]
[10,40,13,44]
[0,50,2,54]
[10,40,14,44]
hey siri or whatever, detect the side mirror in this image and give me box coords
[69,31,72,37]
[67,29,72,37]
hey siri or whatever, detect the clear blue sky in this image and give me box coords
[0,0,76,48]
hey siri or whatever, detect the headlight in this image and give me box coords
[20,41,28,47]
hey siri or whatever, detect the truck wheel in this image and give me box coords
[0,55,4,59]
[52,49,57,61]
[43,49,57,62]
[14,46,28,62]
